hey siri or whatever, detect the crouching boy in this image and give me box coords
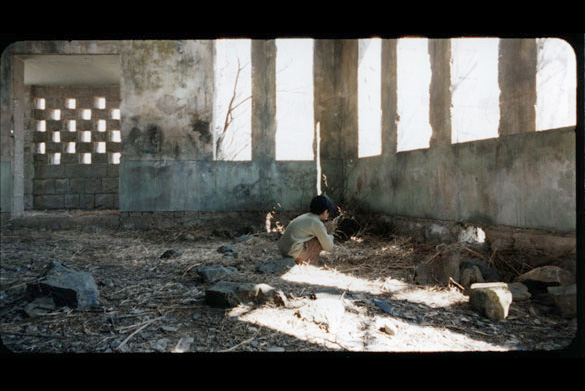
[277,195,336,265]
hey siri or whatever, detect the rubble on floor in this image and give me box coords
[0,214,579,354]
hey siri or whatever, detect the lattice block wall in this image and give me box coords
[31,86,121,210]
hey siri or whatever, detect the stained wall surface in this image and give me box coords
[0,37,578,235]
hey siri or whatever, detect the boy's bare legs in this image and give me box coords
[294,237,323,265]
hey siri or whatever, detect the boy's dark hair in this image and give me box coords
[310,194,335,215]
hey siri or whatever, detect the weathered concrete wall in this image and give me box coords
[345,39,576,233]
[118,40,317,213]
[30,86,120,210]
[1,40,120,218]
[347,129,576,232]
[1,38,577,236]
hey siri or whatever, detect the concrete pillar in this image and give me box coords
[314,39,358,202]
[11,56,24,217]
[381,39,398,156]
[498,38,537,135]
[251,40,276,162]
[428,39,452,146]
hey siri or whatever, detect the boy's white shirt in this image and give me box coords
[277,212,334,259]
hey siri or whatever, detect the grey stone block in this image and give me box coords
[34,179,55,195]
[205,281,281,308]
[196,265,238,283]
[469,282,513,321]
[27,261,99,309]
[95,194,114,209]
[34,194,64,209]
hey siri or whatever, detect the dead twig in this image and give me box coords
[114,316,163,352]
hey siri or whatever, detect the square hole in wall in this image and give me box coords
[95,141,106,154]
[109,152,121,165]
[66,98,76,109]
[66,142,76,154]
[111,108,120,120]
[36,142,46,154]
[94,97,106,109]
[82,109,92,120]
[110,130,121,142]
[36,120,46,132]
[67,120,76,132]
[80,131,91,143]
[51,109,61,121]
[97,120,106,132]
[80,153,92,165]
[52,131,61,143]
[49,153,61,165]
[35,98,46,110]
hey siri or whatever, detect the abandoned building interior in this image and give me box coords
[0,35,582,354]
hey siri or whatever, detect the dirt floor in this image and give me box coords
[0,211,580,356]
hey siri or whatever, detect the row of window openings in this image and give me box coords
[36,141,115,155]
[37,108,120,122]
[36,120,120,136]
[38,130,121,143]
[35,97,117,112]
[39,149,121,165]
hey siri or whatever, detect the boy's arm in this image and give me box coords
[313,220,334,252]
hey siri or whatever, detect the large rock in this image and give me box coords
[547,284,576,319]
[196,265,238,283]
[205,281,285,308]
[27,261,99,309]
[516,266,573,289]
[257,258,297,274]
[507,282,531,302]
[469,282,513,321]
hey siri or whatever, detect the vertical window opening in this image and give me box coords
[80,131,91,143]
[95,141,106,154]
[213,38,252,161]
[49,153,61,165]
[109,152,121,165]
[275,38,314,161]
[94,97,106,109]
[535,38,577,131]
[36,142,46,154]
[67,120,76,132]
[358,38,382,158]
[66,142,76,154]
[35,98,46,110]
[66,98,76,109]
[82,109,92,120]
[450,38,500,143]
[110,130,121,143]
[80,153,92,165]
[397,38,432,152]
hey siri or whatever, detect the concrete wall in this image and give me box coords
[344,39,576,233]
[1,37,578,235]
[30,86,120,210]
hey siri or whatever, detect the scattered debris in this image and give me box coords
[547,284,576,319]
[257,258,297,274]
[469,282,513,321]
[196,265,238,283]
[0,217,578,353]
[205,281,283,308]
[160,249,184,259]
[295,297,345,332]
[26,261,99,309]
[217,245,238,258]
